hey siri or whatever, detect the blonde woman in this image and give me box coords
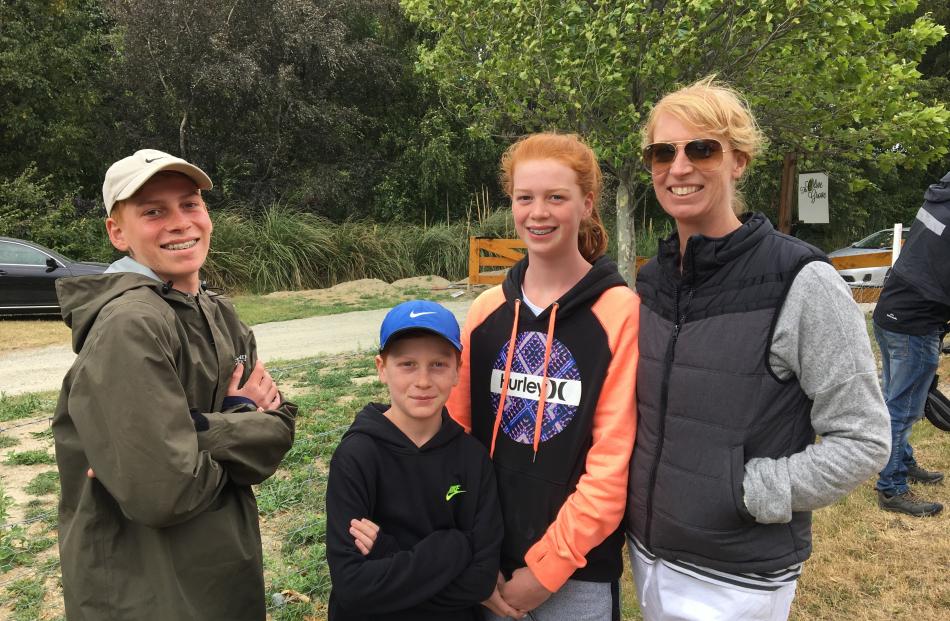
[625,78,890,621]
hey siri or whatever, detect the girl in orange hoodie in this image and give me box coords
[448,133,639,620]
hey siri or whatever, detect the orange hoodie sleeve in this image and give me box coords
[524,288,639,592]
[447,287,506,434]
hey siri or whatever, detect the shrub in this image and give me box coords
[0,165,112,262]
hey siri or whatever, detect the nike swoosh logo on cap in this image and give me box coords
[145,157,166,163]
[409,311,437,318]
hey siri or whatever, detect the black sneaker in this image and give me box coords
[878,490,944,517]
[907,464,945,485]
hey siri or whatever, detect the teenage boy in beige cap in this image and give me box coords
[53,149,297,621]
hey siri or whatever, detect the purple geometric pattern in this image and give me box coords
[490,331,582,444]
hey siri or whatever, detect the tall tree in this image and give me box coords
[403,0,948,279]
[0,0,113,195]
[104,0,499,220]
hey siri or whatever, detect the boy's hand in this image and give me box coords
[499,567,551,612]
[350,518,380,556]
[228,361,281,410]
[482,573,526,619]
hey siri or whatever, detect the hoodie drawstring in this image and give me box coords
[531,302,558,462]
[488,299,560,463]
[489,299,520,458]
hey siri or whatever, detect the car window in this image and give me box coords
[852,227,911,250]
[0,241,50,265]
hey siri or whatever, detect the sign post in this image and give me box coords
[891,223,903,265]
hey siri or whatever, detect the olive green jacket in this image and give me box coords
[53,270,296,621]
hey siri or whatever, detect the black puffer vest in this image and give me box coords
[626,213,827,573]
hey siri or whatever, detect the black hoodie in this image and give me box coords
[447,256,639,591]
[325,403,502,620]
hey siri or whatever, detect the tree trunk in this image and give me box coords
[778,152,798,234]
[616,174,637,285]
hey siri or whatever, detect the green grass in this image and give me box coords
[30,427,53,440]
[6,575,46,621]
[0,434,18,448]
[4,450,56,466]
[0,392,56,423]
[0,482,58,582]
[232,294,406,326]
[25,471,59,496]
[0,483,12,522]
[0,525,56,573]
[24,500,56,526]
[264,354,388,620]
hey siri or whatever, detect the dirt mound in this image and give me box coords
[264,278,395,301]
[264,276,453,302]
[326,278,395,296]
[391,275,452,290]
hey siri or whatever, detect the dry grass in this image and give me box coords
[791,421,949,620]
[0,320,69,354]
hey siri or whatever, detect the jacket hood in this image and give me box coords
[656,212,772,286]
[343,403,465,452]
[923,170,950,204]
[501,255,628,320]
[57,268,172,354]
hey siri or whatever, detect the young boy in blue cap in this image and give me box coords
[325,300,511,620]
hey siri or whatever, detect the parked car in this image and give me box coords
[827,228,909,287]
[0,237,109,316]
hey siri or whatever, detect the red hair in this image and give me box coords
[500,133,608,263]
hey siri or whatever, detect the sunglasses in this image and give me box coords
[642,139,731,174]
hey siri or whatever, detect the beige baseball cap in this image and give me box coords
[102,149,213,215]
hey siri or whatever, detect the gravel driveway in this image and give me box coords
[0,299,473,396]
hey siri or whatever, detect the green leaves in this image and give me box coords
[403,0,948,267]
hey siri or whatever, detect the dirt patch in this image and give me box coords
[326,278,395,296]
[391,275,452,290]
[263,275,455,305]
[265,278,396,303]
[0,320,70,354]
[0,417,55,524]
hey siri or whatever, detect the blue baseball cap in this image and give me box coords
[379,300,462,352]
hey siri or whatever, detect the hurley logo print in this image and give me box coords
[445,484,466,501]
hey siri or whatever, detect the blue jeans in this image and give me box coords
[873,324,941,495]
